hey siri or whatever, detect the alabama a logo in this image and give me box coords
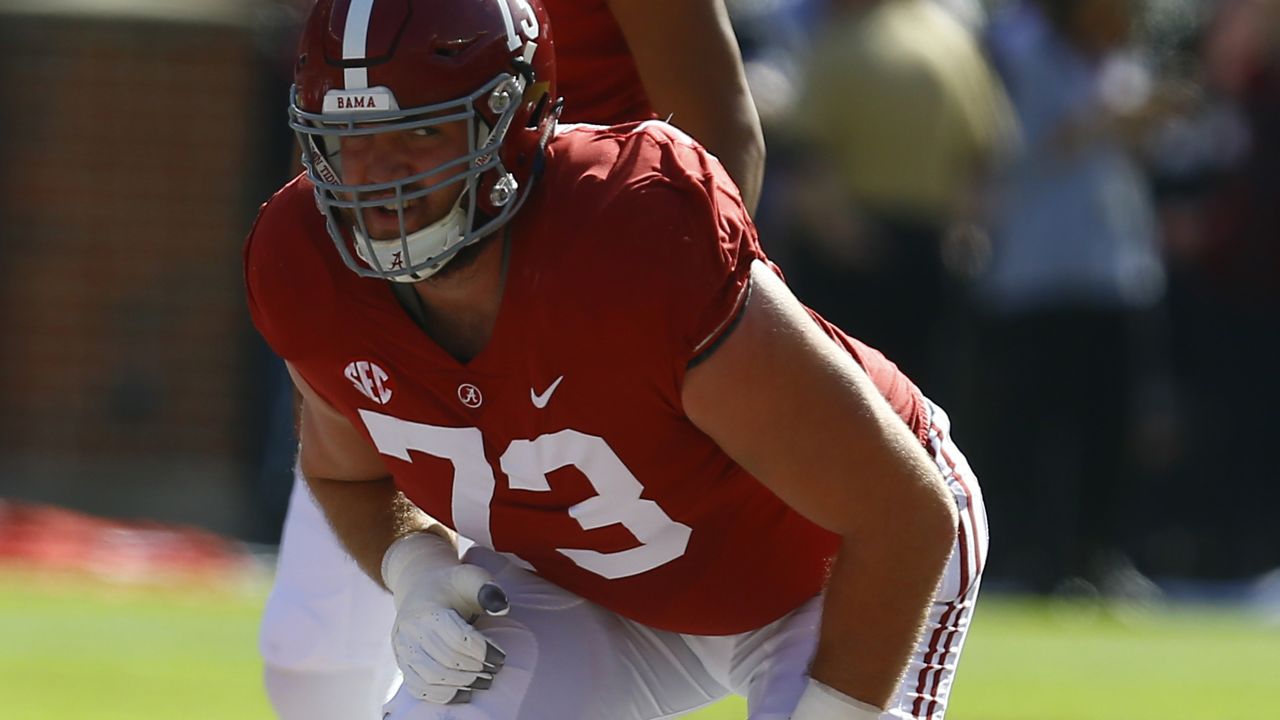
[345,360,393,405]
[457,383,483,408]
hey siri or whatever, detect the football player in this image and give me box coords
[247,1,987,719]
[257,2,765,718]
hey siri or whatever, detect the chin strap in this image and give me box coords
[351,199,469,283]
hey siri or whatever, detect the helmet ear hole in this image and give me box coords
[527,93,549,129]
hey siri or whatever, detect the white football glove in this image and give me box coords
[382,532,510,704]
[789,678,883,719]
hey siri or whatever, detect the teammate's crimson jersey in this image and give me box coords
[245,122,928,635]
[543,0,654,125]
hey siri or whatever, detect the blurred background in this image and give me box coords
[1,0,1278,717]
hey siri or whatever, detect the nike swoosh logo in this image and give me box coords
[530,375,564,409]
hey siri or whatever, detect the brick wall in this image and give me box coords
[0,7,283,536]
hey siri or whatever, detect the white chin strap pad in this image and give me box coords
[353,201,469,282]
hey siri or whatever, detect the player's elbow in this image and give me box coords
[917,478,960,557]
[740,119,765,168]
[738,125,766,201]
[852,466,958,567]
[898,469,961,568]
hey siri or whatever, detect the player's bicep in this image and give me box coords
[286,362,389,483]
[681,260,948,537]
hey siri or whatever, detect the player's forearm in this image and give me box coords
[810,495,957,709]
[303,473,444,588]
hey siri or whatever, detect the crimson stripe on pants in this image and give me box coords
[910,600,959,718]
[924,527,973,718]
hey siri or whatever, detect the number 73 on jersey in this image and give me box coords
[360,409,693,580]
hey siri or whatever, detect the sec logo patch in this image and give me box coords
[344,360,393,405]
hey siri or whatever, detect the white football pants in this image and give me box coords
[262,401,987,720]
[260,470,400,720]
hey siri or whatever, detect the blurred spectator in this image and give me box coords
[934,0,989,32]
[725,0,823,266]
[1153,0,1280,578]
[728,0,821,129]
[975,0,1179,594]
[782,0,1015,408]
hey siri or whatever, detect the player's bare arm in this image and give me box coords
[682,260,959,710]
[287,362,508,703]
[286,362,448,583]
[606,0,765,214]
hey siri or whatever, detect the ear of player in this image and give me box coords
[382,532,510,704]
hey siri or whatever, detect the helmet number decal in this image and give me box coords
[495,0,539,52]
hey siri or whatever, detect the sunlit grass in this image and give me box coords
[0,569,271,720]
[948,597,1278,719]
[2,570,1274,719]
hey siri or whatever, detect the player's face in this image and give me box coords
[337,119,470,239]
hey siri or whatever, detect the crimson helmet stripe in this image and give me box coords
[342,0,376,89]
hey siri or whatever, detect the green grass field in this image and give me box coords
[1,569,1275,719]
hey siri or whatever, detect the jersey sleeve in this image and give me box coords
[655,179,757,366]
[243,179,339,364]
[586,123,762,392]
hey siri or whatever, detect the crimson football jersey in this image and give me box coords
[543,0,654,125]
[245,122,929,635]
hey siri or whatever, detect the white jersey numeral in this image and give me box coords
[502,430,692,579]
[359,411,497,549]
[358,410,692,579]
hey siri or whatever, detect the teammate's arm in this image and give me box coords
[606,0,765,214]
[681,261,958,711]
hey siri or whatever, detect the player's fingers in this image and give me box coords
[442,565,509,619]
[400,675,488,705]
[403,609,501,670]
[447,689,472,704]
[482,640,506,670]
[395,615,482,673]
[393,638,494,691]
[400,673,470,705]
[427,635,504,673]
[395,655,468,705]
